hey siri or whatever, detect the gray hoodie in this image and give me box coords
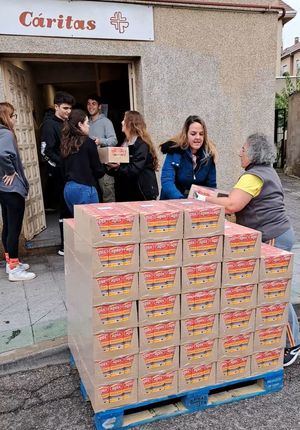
[89,114,117,147]
[0,125,29,197]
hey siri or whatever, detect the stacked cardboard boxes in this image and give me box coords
[65,200,293,413]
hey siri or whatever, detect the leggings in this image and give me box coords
[0,191,25,259]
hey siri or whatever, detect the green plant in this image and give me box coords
[275,71,300,110]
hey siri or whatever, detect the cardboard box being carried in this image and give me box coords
[182,263,221,291]
[183,235,223,266]
[74,203,139,247]
[181,314,219,343]
[165,199,225,238]
[123,200,183,242]
[223,221,261,261]
[251,348,284,375]
[188,184,229,199]
[179,363,216,392]
[257,279,291,306]
[98,146,129,164]
[260,243,294,281]
[218,333,253,359]
[180,338,218,366]
[139,321,180,352]
[216,356,251,383]
[138,370,178,401]
[139,346,179,376]
[139,267,181,298]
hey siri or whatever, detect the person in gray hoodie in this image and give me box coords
[0,102,36,281]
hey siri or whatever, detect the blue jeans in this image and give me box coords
[64,181,99,216]
[273,228,300,346]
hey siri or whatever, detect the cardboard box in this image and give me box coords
[92,300,138,331]
[181,314,219,343]
[222,258,259,287]
[85,354,138,384]
[123,201,183,242]
[64,218,75,250]
[138,295,180,325]
[98,146,129,163]
[92,328,139,359]
[223,221,261,261]
[179,363,216,392]
[140,240,182,270]
[220,284,257,311]
[180,339,218,366]
[218,333,253,359]
[74,232,139,277]
[165,199,225,238]
[251,348,284,375]
[188,184,229,199]
[181,289,220,318]
[139,346,179,376]
[139,267,181,298]
[139,321,180,352]
[183,235,223,265]
[257,279,291,305]
[138,371,178,401]
[260,244,294,281]
[216,356,251,383]
[182,263,221,292]
[253,325,286,352]
[255,303,289,329]
[74,203,139,247]
[219,309,255,336]
[69,343,137,412]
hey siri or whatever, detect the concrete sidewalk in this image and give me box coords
[0,172,300,357]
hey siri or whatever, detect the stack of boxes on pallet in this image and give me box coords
[65,199,293,412]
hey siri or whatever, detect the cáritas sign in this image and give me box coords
[0,0,154,41]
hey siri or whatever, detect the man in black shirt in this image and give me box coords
[40,91,75,256]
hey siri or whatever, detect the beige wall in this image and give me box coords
[0,5,278,190]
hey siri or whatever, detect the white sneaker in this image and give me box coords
[9,266,36,282]
[6,262,30,274]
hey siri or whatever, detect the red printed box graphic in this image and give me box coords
[96,214,135,238]
[220,357,248,376]
[181,314,218,341]
[181,289,219,316]
[221,284,256,310]
[145,212,180,233]
[140,321,179,350]
[220,309,255,334]
[140,371,176,394]
[182,363,214,383]
[144,240,179,262]
[254,325,286,351]
[97,328,134,352]
[97,273,135,297]
[142,268,177,292]
[187,236,219,257]
[139,295,179,323]
[252,348,283,373]
[99,379,135,404]
[183,263,220,290]
[218,333,253,358]
[96,354,135,379]
[227,259,256,279]
[97,244,135,267]
[94,301,136,328]
[256,303,288,327]
[258,279,291,304]
[181,339,217,364]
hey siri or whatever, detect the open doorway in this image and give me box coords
[3,58,132,248]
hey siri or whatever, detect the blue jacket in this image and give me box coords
[160,141,216,199]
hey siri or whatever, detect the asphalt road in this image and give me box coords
[0,357,299,430]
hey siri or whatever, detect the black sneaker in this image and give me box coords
[283,344,300,367]
[58,248,64,256]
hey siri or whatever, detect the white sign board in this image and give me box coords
[0,0,154,41]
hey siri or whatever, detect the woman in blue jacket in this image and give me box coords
[160,115,217,199]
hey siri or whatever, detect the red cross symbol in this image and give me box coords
[110,11,129,34]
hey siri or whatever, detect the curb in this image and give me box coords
[0,336,69,376]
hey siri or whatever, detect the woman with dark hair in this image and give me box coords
[107,110,159,201]
[0,102,36,281]
[195,132,300,367]
[61,109,105,215]
[160,115,217,199]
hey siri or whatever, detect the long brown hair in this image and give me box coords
[165,115,217,161]
[0,102,15,131]
[60,109,87,158]
[123,111,159,171]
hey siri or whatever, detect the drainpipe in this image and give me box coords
[130,0,286,20]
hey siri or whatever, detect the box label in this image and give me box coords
[143,268,177,292]
[144,240,179,262]
[185,263,218,287]
[183,363,213,384]
[226,259,256,280]
[187,236,220,257]
[143,321,176,344]
[97,273,135,297]
[142,295,176,318]
[145,212,179,233]
[99,379,134,404]
[141,371,175,393]
[220,357,248,376]
[97,244,135,267]
[186,290,217,311]
[97,355,135,378]
[184,314,216,336]
[97,328,134,351]
[96,301,132,325]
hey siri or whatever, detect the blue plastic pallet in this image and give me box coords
[70,355,284,430]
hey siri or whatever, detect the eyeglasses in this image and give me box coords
[10,113,17,119]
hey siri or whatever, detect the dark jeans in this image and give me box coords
[0,191,25,259]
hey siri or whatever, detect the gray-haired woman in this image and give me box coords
[195,133,299,367]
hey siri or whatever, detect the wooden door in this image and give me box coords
[1,61,46,240]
